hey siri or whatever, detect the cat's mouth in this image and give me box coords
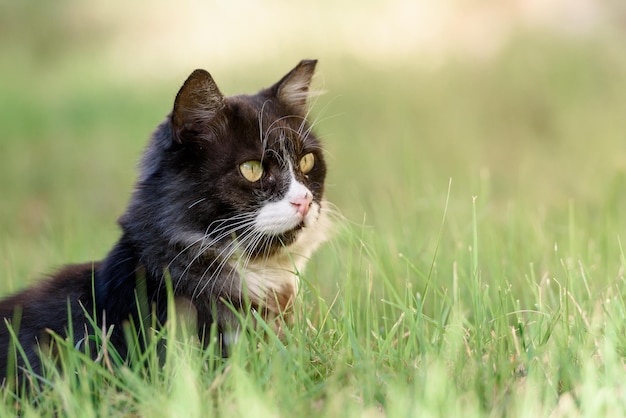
[246,196,320,256]
[257,216,313,252]
[269,221,304,244]
[253,207,311,236]
[240,228,300,258]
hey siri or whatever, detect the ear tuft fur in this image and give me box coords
[172,69,225,143]
[273,59,318,115]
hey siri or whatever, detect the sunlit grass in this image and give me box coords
[2,27,626,416]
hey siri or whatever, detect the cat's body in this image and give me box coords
[0,60,329,379]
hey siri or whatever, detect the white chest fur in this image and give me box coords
[232,200,331,313]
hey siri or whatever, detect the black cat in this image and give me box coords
[0,60,330,379]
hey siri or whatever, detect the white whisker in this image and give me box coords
[188,198,207,209]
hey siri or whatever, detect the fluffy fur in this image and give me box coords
[0,60,329,380]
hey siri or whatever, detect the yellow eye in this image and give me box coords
[299,153,315,174]
[239,160,264,182]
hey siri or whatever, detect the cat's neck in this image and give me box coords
[103,202,329,315]
[232,202,332,312]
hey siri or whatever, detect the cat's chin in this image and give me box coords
[278,221,306,243]
[253,201,321,254]
[261,226,302,253]
[240,220,309,259]
[253,212,304,237]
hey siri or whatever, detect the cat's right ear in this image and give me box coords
[272,59,318,116]
[171,69,225,143]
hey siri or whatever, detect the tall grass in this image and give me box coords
[2,30,626,416]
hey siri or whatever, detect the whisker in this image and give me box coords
[163,212,258,295]
[188,198,207,209]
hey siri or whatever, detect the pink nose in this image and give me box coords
[291,194,313,217]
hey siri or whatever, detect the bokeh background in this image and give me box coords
[2,0,626,296]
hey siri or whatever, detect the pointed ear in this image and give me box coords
[171,69,225,143]
[271,59,317,115]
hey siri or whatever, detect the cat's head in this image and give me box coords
[124,60,327,261]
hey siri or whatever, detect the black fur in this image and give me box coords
[0,60,326,380]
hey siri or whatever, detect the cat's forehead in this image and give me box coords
[227,94,297,124]
[226,94,309,150]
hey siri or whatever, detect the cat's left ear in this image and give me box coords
[172,69,225,143]
[271,59,317,115]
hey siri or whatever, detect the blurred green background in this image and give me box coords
[2,0,626,298]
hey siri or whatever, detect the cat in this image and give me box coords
[0,59,330,381]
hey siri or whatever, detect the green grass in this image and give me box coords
[3,27,626,416]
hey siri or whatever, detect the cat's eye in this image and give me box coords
[299,153,315,174]
[239,160,264,182]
